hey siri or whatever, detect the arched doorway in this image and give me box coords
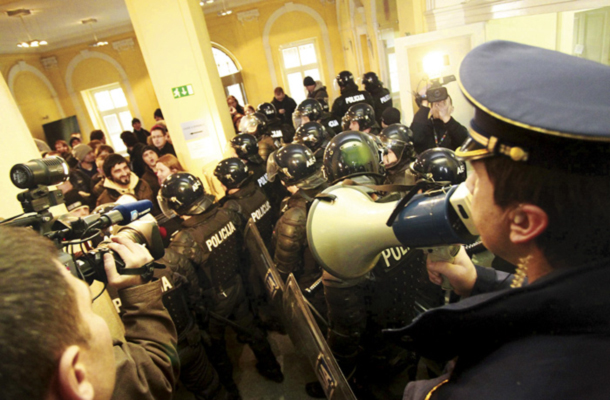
[212,43,247,107]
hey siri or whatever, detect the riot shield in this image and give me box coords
[244,218,284,310]
[283,274,356,400]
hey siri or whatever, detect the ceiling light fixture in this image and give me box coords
[200,0,214,5]
[217,0,232,16]
[7,9,48,49]
[81,18,108,48]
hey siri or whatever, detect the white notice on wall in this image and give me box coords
[181,119,220,160]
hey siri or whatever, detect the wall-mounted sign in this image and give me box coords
[172,84,194,99]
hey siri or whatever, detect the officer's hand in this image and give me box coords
[279,109,285,114]
[427,246,477,297]
[104,236,154,290]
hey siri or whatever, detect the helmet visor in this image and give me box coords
[240,114,259,134]
[266,151,280,182]
[157,192,178,219]
[292,110,303,130]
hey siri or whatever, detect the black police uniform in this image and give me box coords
[367,86,393,126]
[108,248,228,400]
[410,106,468,154]
[248,161,290,220]
[331,83,375,122]
[169,204,283,390]
[266,117,296,146]
[219,180,275,250]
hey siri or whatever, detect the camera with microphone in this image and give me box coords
[2,157,164,285]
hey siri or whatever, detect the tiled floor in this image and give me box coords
[174,331,318,400]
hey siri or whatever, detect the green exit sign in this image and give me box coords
[172,84,194,99]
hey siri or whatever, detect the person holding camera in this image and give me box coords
[0,226,179,400]
[410,86,468,154]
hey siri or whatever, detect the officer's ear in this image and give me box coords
[508,204,548,245]
[57,345,95,400]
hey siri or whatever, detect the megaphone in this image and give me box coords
[306,183,478,280]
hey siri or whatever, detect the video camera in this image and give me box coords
[2,157,164,285]
[414,75,456,106]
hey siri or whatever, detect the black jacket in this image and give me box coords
[331,84,375,121]
[366,86,393,125]
[128,143,147,178]
[220,180,275,248]
[271,95,297,125]
[396,261,610,400]
[410,106,468,154]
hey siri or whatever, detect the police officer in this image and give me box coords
[293,98,342,136]
[312,131,445,397]
[341,103,380,135]
[362,72,393,126]
[229,134,289,216]
[159,173,284,393]
[409,147,466,185]
[293,121,332,170]
[267,143,328,282]
[239,111,277,162]
[330,71,374,123]
[215,157,275,247]
[379,124,417,186]
[388,40,610,400]
[257,102,295,145]
[267,143,329,338]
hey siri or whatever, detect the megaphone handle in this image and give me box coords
[426,245,461,291]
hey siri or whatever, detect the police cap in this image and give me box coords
[456,40,610,175]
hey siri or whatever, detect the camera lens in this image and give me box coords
[10,156,69,189]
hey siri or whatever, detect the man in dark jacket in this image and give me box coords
[303,76,329,112]
[132,118,151,145]
[387,41,610,400]
[151,125,176,157]
[271,86,297,125]
[121,131,147,178]
[0,227,179,400]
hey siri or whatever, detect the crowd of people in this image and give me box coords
[3,40,609,400]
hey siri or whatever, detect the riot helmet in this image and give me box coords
[214,157,251,190]
[230,134,264,164]
[335,70,355,89]
[267,143,326,189]
[341,103,376,132]
[158,172,215,217]
[362,72,381,91]
[322,130,385,185]
[410,148,467,184]
[379,124,415,168]
[294,122,331,153]
[240,112,268,138]
[257,102,278,119]
[293,99,324,128]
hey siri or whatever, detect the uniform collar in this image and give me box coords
[387,258,610,360]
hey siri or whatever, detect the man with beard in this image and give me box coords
[97,154,155,206]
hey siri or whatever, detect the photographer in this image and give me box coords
[390,41,610,399]
[410,87,467,154]
[0,227,178,400]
